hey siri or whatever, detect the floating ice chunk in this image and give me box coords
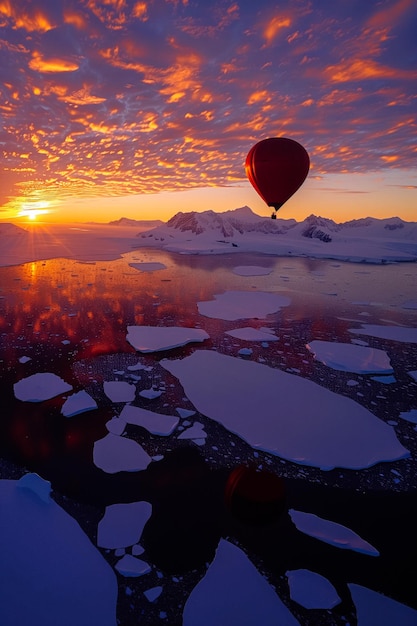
[183,539,299,626]
[115,554,151,577]
[17,473,51,503]
[126,326,209,352]
[232,266,273,276]
[129,262,166,272]
[238,347,253,356]
[61,390,98,417]
[306,340,393,374]
[0,479,117,626]
[161,351,408,471]
[226,327,278,342]
[93,433,152,473]
[286,569,341,609]
[127,362,147,371]
[132,544,145,556]
[144,586,163,602]
[408,370,417,382]
[399,410,417,424]
[18,355,31,364]
[198,290,290,321]
[176,408,196,419]
[14,372,73,402]
[349,324,417,344]
[97,501,152,549]
[139,388,162,400]
[61,339,71,345]
[371,375,397,384]
[178,422,207,440]
[120,404,179,436]
[104,381,136,402]
[105,417,127,435]
[289,509,379,556]
[348,583,417,625]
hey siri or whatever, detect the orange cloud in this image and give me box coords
[132,2,148,21]
[367,0,415,29]
[263,15,291,45]
[325,58,417,83]
[29,51,80,73]
[0,2,55,32]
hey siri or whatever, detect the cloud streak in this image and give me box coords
[1,0,416,214]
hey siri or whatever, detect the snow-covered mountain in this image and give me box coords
[108,217,163,228]
[137,207,417,262]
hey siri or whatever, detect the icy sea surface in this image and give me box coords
[1,251,416,626]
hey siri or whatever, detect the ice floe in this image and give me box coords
[161,350,408,470]
[126,325,209,352]
[225,327,279,342]
[289,509,379,556]
[13,372,73,402]
[18,355,31,364]
[93,433,152,473]
[139,388,163,400]
[197,290,290,321]
[408,370,417,382]
[349,324,417,343]
[306,340,393,374]
[97,501,152,549]
[182,539,299,626]
[0,477,117,626]
[232,265,273,276]
[177,421,207,440]
[144,586,163,602]
[348,583,417,625]
[120,404,179,435]
[105,416,127,435]
[61,389,98,417]
[286,569,341,609]
[104,380,136,402]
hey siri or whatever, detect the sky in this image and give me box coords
[1,0,416,224]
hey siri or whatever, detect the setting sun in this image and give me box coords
[18,201,50,221]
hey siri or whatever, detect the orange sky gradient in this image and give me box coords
[1,0,416,224]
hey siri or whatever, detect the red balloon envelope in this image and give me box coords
[245,137,310,214]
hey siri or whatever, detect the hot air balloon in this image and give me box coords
[245,137,310,218]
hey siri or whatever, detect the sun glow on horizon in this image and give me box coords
[18,201,51,221]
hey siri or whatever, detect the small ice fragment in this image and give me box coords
[144,586,163,602]
[105,417,127,435]
[306,340,393,374]
[286,569,341,609]
[289,509,379,556]
[238,347,253,356]
[18,356,31,364]
[398,410,417,424]
[120,404,179,436]
[93,433,152,474]
[178,422,207,440]
[347,379,359,386]
[114,548,125,557]
[349,324,417,344]
[61,390,98,417]
[61,339,71,345]
[176,408,196,419]
[197,290,290,321]
[192,438,206,446]
[115,555,151,577]
[348,583,417,625]
[98,501,152,549]
[17,473,51,503]
[126,326,209,353]
[104,381,136,402]
[132,544,145,556]
[408,370,417,382]
[127,362,146,371]
[139,388,162,400]
[226,327,278,342]
[14,372,73,402]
